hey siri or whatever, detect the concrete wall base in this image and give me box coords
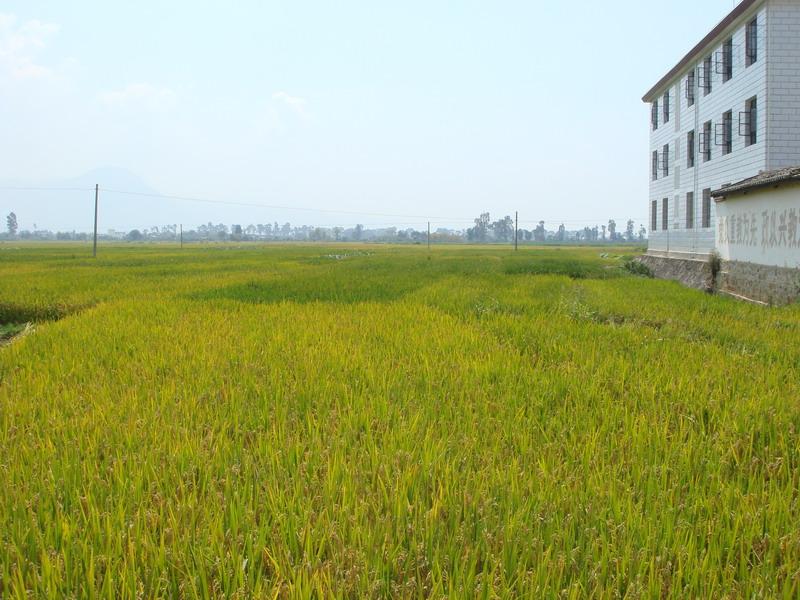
[718,261,800,305]
[637,254,714,292]
[639,254,800,305]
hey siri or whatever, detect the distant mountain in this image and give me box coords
[66,167,161,196]
[0,167,189,232]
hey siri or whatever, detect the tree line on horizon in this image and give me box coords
[2,211,646,243]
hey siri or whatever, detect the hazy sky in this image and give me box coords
[1,0,743,231]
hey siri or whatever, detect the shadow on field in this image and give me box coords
[193,271,426,305]
[0,301,90,324]
[190,250,629,306]
[503,258,623,279]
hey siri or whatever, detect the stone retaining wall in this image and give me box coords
[637,255,714,292]
[639,254,800,305]
[718,261,800,305]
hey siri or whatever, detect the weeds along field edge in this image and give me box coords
[1,243,799,598]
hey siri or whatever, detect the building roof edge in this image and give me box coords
[711,166,800,199]
[641,0,761,102]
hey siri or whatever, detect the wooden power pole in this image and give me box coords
[93,184,99,258]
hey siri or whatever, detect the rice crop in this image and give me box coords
[1,243,799,598]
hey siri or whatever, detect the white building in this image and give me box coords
[642,0,800,303]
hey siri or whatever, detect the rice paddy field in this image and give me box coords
[1,242,800,598]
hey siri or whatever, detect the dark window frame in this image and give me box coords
[662,144,670,176]
[651,200,658,232]
[701,121,712,162]
[687,130,695,168]
[720,37,733,83]
[686,71,695,107]
[652,150,659,181]
[746,17,758,66]
[703,56,713,96]
[686,192,694,229]
[719,110,733,154]
[742,96,757,146]
[662,197,669,231]
[663,91,670,123]
[702,188,711,228]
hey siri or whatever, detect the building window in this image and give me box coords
[686,71,695,107]
[686,192,694,229]
[687,130,695,168]
[702,188,711,228]
[718,110,733,155]
[703,55,713,96]
[742,96,757,146]
[663,91,670,123]
[746,17,758,66]
[662,197,669,231]
[651,100,659,130]
[662,144,669,176]
[719,37,733,82]
[651,200,658,232]
[701,121,712,162]
[652,151,659,181]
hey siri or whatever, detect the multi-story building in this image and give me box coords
[643,0,800,262]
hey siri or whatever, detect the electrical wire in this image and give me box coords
[1,185,646,227]
[99,188,476,222]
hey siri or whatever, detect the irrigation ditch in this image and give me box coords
[0,301,93,347]
[0,322,32,346]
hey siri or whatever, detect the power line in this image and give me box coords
[1,184,647,226]
[99,189,646,226]
[99,188,477,222]
[0,186,94,192]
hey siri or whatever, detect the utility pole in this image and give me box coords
[427,221,431,251]
[180,224,183,249]
[93,184,99,258]
[514,211,519,251]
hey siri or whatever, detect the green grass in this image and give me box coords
[1,243,799,598]
[0,323,26,343]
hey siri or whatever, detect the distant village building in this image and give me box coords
[640,0,800,303]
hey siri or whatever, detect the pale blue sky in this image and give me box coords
[1,0,742,231]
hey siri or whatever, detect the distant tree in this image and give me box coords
[232,224,243,237]
[467,213,490,242]
[601,224,607,241]
[333,226,343,241]
[533,221,546,242]
[310,227,329,241]
[353,224,364,241]
[626,219,635,241]
[608,219,617,241]
[127,229,143,241]
[491,215,514,242]
[638,226,647,241]
[557,223,566,241]
[6,212,17,237]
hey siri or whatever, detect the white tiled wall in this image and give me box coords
[647,3,774,259]
[767,0,800,169]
